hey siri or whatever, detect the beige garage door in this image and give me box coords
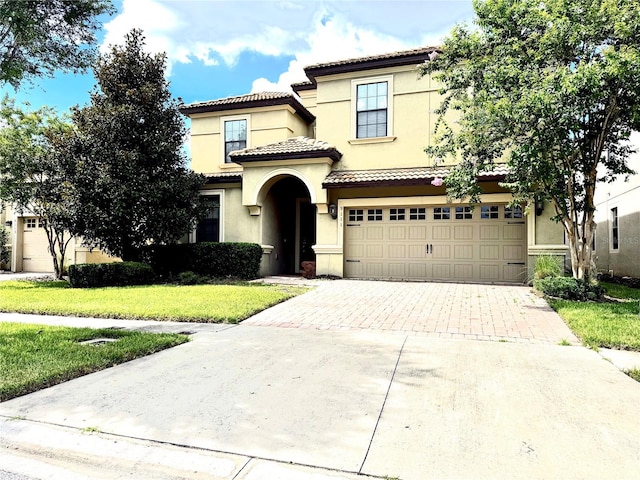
[22,217,53,272]
[344,204,527,283]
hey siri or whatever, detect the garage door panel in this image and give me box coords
[480,225,500,240]
[454,264,473,278]
[480,264,500,280]
[480,245,500,260]
[432,264,451,279]
[366,245,383,258]
[504,245,525,260]
[389,263,406,277]
[504,224,525,240]
[22,217,53,272]
[454,245,474,259]
[409,226,427,240]
[454,225,474,240]
[344,204,527,283]
[431,225,450,240]
[389,226,406,240]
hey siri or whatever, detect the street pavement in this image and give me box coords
[1,279,640,479]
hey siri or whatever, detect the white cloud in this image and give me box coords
[103,0,474,87]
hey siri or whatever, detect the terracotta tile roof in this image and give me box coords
[179,92,315,124]
[230,136,342,163]
[204,172,242,184]
[303,46,439,82]
[322,165,510,188]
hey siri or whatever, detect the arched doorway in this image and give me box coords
[261,176,316,275]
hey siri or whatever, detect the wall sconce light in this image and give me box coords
[535,197,544,216]
[328,203,337,219]
[4,221,11,227]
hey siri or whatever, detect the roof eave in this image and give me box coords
[231,149,342,164]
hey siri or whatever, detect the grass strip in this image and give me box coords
[549,298,640,351]
[0,322,188,401]
[601,281,640,300]
[0,281,305,323]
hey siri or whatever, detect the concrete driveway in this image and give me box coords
[1,280,640,479]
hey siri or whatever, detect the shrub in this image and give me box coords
[68,262,155,288]
[534,276,605,301]
[534,254,563,279]
[142,242,262,280]
[0,227,9,269]
[177,271,209,285]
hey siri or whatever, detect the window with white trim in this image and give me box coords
[352,76,393,139]
[481,205,499,219]
[455,206,473,220]
[348,209,364,222]
[611,207,619,251]
[433,207,450,220]
[504,205,523,219]
[409,208,426,220]
[224,119,246,163]
[196,194,221,242]
[390,208,405,221]
[367,209,383,221]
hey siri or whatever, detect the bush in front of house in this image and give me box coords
[534,276,605,301]
[68,262,155,288]
[142,242,262,280]
[534,254,564,279]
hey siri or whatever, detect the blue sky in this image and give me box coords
[1,0,475,114]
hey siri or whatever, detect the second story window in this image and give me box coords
[356,81,388,138]
[224,119,247,163]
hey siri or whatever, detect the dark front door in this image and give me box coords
[299,201,316,263]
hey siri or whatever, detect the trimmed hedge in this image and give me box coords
[68,262,155,288]
[534,276,605,301]
[141,242,262,280]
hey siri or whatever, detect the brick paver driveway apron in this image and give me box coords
[244,280,578,344]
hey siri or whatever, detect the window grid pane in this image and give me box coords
[368,209,383,221]
[224,119,247,162]
[390,208,406,221]
[481,205,499,219]
[433,207,450,220]
[455,206,473,220]
[409,207,426,220]
[611,207,619,250]
[349,209,364,222]
[356,81,388,139]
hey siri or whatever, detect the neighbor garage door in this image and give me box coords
[22,217,52,272]
[344,204,526,283]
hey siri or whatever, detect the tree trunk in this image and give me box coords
[563,214,596,282]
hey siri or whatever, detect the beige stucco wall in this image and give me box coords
[189,106,311,175]
[594,142,640,277]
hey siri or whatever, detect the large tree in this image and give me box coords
[0,98,75,278]
[62,29,205,261]
[0,0,113,87]
[421,0,640,281]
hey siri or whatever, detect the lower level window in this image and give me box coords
[196,195,221,242]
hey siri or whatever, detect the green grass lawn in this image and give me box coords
[0,322,188,401]
[0,280,305,323]
[548,281,640,351]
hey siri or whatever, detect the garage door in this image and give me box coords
[22,217,53,272]
[344,204,526,283]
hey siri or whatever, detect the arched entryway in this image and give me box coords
[261,176,316,275]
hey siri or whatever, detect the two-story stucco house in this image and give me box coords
[180,47,567,283]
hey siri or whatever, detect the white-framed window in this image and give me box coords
[194,191,224,243]
[409,207,426,220]
[481,205,499,219]
[25,218,37,229]
[220,115,250,164]
[504,205,523,219]
[455,206,473,220]
[610,206,619,251]
[433,207,450,220]
[348,209,364,222]
[367,209,383,221]
[351,75,393,139]
[390,208,405,221]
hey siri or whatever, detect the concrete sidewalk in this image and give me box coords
[1,325,640,479]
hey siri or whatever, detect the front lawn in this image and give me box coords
[0,322,188,401]
[548,282,640,351]
[0,281,304,323]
